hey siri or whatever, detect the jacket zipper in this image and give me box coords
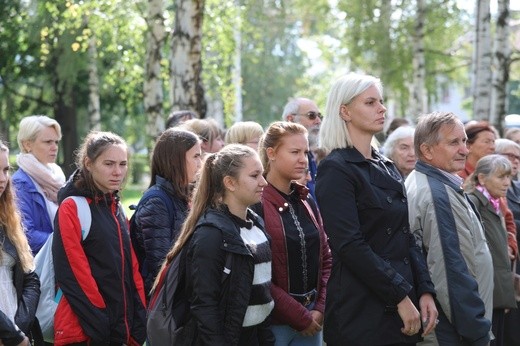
[112,197,131,342]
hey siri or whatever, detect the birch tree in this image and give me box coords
[170,0,206,117]
[232,0,242,122]
[87,32,101,131]
[490,0,510,130]
[144,0,166,139]
[472,0,492,120]
[411,0,428,117]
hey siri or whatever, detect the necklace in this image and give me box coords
[287,202,309,293]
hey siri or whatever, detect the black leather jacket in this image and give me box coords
[185,207,274,346]
[0,226,41,345]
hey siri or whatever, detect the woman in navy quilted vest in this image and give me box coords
[133,128,202,296]
[255,121,332,346]
[52,131,146,345]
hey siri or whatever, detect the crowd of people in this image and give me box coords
[1,71,520,346]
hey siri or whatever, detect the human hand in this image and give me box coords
[397,296,421,336]
[419,293,439,336]
[300,319,322,337]
[17,337,30,346]
[309,310,324,326]
[508,246,515,260]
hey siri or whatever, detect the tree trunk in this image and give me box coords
[88,33,101,131]
[0,91,13,145]
[51,51,78,177]
[232,0,242,123]
[54,89,78,177]
[144,0,166,141]
[490,0,510,133]
[411,0,428,117]
[169,0,206,118]
[472,0,492,121]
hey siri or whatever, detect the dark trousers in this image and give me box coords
[492,308,506,346]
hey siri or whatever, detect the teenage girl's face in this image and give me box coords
[268,133,309,182]
[86,144,128,194]
[0,150,9,198]
[341,85,386,136]
[23,126,60,164]
[229,155,267,208]
[185,142,202,184]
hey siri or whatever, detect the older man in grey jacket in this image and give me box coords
[405,111,493,346]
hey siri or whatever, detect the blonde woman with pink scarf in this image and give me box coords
[13,115,65,254]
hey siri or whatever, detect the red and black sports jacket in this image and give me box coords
[52,178,146,345]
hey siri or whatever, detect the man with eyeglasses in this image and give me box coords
[283,97,322,200]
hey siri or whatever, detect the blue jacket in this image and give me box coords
[12,169,53,254]
[134,175,189,294]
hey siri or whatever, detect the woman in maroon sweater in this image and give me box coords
[256,121,331,345]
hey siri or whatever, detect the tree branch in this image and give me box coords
[1,77,53,108]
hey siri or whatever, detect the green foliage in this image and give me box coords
[1,0,516,159]
[334,0,471,117]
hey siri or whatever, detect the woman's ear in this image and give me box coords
[223,175,236,192]
[266,147,276,162]
[339,104,350,122]
[477,173,486,186]
[84,157,92,172]
[22,140,32,153]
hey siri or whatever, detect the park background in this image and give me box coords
[1,0,520,208]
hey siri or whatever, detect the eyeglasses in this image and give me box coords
[295,111,323,121]
[499,152,520,162]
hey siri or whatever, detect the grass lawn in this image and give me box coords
[120,183,147,217]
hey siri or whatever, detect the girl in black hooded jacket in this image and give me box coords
[151,144,275,346]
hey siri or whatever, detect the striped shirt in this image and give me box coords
[239,222,274,327]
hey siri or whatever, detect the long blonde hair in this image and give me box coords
[151,144,257,292]
[0,141,34,272]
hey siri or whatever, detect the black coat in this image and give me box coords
[504,180,520,345]
[0,227,42,345]
[315,147,435,346]
[185,207,274,346]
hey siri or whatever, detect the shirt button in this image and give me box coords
[278,207,284,212]
[403,257,409,265]
[386,228,392,235]
[387,196,392,203]
[402,226,409,234]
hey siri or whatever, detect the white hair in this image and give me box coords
[319,73,382,153]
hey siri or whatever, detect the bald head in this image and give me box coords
[282,97,321,133]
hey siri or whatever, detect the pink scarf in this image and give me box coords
[16,153,66,203]
[476,185,500,213]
